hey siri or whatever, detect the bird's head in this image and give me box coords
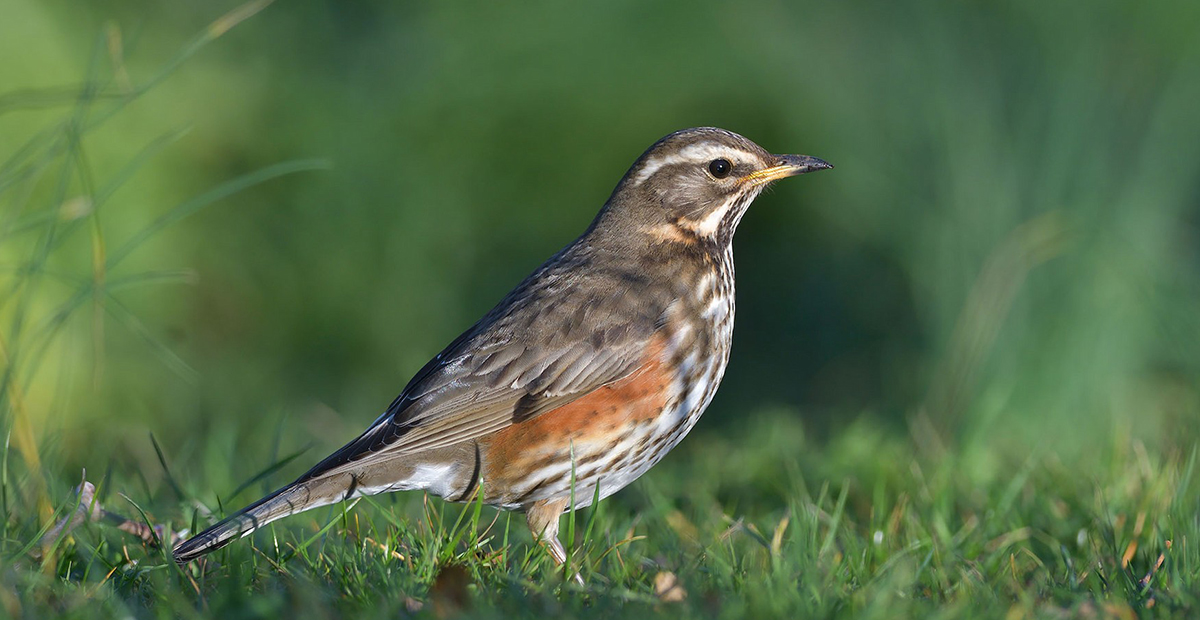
[596,127,831,247]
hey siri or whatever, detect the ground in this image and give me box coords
[3,413,1196,619]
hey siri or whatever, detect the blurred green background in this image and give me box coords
[2,0,1199,502]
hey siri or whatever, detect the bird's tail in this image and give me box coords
[173,475,347,563]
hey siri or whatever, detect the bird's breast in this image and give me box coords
[659,251,736,435]
[473,252,738,511]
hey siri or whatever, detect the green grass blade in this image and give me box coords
[225,447,310,502]
[105,159,330,271]
[147,432,184,502]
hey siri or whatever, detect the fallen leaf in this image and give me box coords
[654,571,687,603]
[430,564,471,618]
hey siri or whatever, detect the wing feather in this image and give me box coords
[295,256,668,483]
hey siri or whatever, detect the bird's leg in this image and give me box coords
[525,498,584,585]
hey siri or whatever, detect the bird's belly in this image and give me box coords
[478,309,732,511]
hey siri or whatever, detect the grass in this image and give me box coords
[3,3,1199,618]
[2,414,1197,619]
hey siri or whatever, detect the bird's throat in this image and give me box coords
[650,191,757,248]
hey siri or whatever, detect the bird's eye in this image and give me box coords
[708,158,732,178]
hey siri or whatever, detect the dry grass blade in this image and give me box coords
[209,0,276,39]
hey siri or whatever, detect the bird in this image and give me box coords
[172,127,831,577]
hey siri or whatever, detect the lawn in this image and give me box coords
[3,1,1200,618]
[4,414,1197,618]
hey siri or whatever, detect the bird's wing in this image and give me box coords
[297,267,665,482]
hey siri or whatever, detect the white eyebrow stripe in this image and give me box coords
[632,143,761,185]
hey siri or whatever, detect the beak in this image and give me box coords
[745,154,833,185]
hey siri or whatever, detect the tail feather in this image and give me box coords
[173,476,345,563]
